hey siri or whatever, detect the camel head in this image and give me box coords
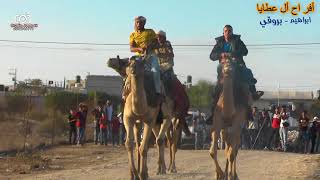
[221,58,235,79]
[107,55,129,77]
[128,57,145,78]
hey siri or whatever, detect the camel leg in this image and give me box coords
[139,121,154,180]
[169,118,181,173]
[170,124,181,173]
[124,116,139,180]
[232,129,241,180]
[227,127,241,180]
[209,129,224,180]
[134,122,142,174]
[224,130,230,180]
[166,127,173,172]
[155,117,172,174]
[152,124,166,175]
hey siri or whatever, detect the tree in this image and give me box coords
[310,100,320,117]
[30,79,42,86]
[186,80,215,109]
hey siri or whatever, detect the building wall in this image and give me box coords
[85,75,123,97]
[253,99,315,110]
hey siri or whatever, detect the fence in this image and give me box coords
[0,90,121,153]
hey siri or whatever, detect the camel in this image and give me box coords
[108,56,190,177]
[209,59,251,180]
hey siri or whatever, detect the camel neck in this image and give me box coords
[222,76,235,118]
[131,75,147,115]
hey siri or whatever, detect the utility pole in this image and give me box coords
[277,83,280,107]
[63,77,66,89]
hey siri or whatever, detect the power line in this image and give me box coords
[1,39,320,47]
[1,42,320,52]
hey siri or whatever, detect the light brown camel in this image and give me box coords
[209,59,251,180]
[107,56,190,177]
[107,56,174,179]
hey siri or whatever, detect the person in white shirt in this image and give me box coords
[247,107,259,148]
[104,100,113,145]
[279,106,289,152]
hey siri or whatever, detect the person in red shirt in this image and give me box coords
[99,110,108,145]
[111,115,120,147]
[266,107,281,150]
[75,106,85,145]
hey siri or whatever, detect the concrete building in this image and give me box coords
[85,75,123,97]
[253,90,315,110]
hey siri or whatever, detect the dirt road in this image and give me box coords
[1,144,319,180]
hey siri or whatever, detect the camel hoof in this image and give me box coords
[139,174,148,180]
[215,172,224,180]
[156,168,166,175]
[170,168,177,173]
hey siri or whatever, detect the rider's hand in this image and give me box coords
[220,58,227,64]
[221,52,230,59]
[138,48,145,54]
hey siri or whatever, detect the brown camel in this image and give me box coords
[107,56,173,179]
[209,59,251,180]
[107,56,190,177]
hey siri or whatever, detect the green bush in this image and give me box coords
[187,80,214,109]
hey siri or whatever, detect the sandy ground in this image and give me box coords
[1,143,319,180]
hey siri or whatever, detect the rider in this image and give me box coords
[155,30,175,76]
[209,25,264,116]
[129,16,162,100]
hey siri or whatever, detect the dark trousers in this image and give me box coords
[69,124,77,144]
[94,125,100,144]
[247,129,257,149]
[119,124,126,144]
[100,128,107,145]
[310,135,317,153]
[268,128,280,149]
[107,121,112,144]
[112,131,119,146]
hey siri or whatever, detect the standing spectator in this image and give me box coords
[266,107,281,150]
[99,110,108,145]
[112,114,120,147]
[309,117,318,153]
[259,110,271,149]
[279,106,289,152]
[240,120,249,149]
[298,110,310,153]
[75,106,85,146]
[247,107,259,149]
[105,100,113,144]
[80,104,88,144]
[117,112,125,145]
[91,105,102,145]
[193,110,204,150]
[67,108,77,145]
[314,117,320,152]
